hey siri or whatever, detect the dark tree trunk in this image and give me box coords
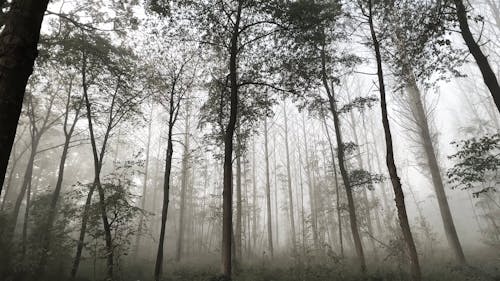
[0,0,50,194]
[70,56,114,280]
[320,44,366,272]
[454,0,500,112]
[221,2,242,278]
[154,126,174,281]
[367,2,421,280]
[154,71,184,280]
[264,118,274,258]
[326,91,366,272]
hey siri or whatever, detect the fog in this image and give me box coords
[0,0,499,281]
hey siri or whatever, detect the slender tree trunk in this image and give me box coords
[362,116,384,239]
[135,104,153,260]
[296,132,306,256]
[154,75,184,280]
[283,102,297,254]
[326,91,366,272]
[70,56,114,280]
[264,118,274,258]
[367,2,421,280]
[176,104,191,262]
[9,138,38,237]
[301,115,319,250]
[0,0,50,193]
[321,115,344,257]
[454,0,500,112]
[349,110,377,255]
[320,44,366,271]
[221,3,242,278]
[37,83,82,278]
[406,77,466,264]
[235,129,242,261]
[273,133,279,252]
[252,138,257,256]
[154,126,174,281]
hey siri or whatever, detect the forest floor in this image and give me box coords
[118,251,500,281]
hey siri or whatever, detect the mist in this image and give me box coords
[0,1,499,281]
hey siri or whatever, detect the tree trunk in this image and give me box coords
[273,133,279,252]
[0,0,50,193]
[301,115,319,250]
[37,82,82,278]
[296,128,307,256]
[283,102,297,254]
[406,78,466,264]
[321,115,344,257]
[454,0,500,112]
[326,91,366,272]
[9,138,38,238]
[264,118,274,258]
[221,3,242,278]
[235,134,242,261]
[154,125,174,281]
[349,109,377,256]
[320,43,366,272]
[176,103,191,262]
[252,138,257,256]
[71,57,114,280]
[367,2,421,280]
[135,103,153,261]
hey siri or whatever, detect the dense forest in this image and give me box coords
[0,0,499,281]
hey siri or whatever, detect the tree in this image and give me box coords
[36,71,84,278]
[0,0,50,194]
[360,1,421,280]
[158,1,289,277]
[67,31,141,280]
[148,44,198,281]
[452,0,500,112]
[380,0,467,264]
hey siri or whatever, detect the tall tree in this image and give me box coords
[362,1,421,280]
[382,0,467,264]
[453,0,500,111]
[36,74,84,278]
[0,0,50,193]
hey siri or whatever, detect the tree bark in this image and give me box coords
[154,122,174,281]
[0,0,50,194]
[367,2,421,280]
[264,118,274,258]
[283,102,297,254]
[221,2,242,278]
[454,0,500,112]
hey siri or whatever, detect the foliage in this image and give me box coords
[447,133,500,197]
